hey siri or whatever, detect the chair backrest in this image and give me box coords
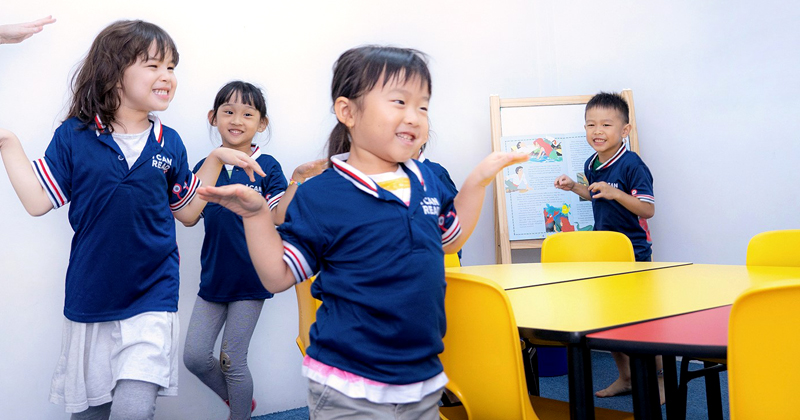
[745,229,800,267]
[445,253,461,268]
[295,276,320,357]
[541,231,635,263]
[441,272,538,419]
[728,278,800,419]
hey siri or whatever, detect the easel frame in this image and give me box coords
[490,89,639,264]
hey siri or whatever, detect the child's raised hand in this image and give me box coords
[470,152,529,187]
[587,181,620,200]
[211,148,267,182]
[554,174,575,191]
[292,158,328,184]
[197,184,267,218]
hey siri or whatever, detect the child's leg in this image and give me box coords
[308,381,441,420]
[183,297,229,401]
[595,351,632,397]
[70,403,111,420]
[109,379,159,420]
[220,299,265,420]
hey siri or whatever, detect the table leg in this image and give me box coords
[662,355,680,419]
[567,344,595,420]
[630,353,663,420]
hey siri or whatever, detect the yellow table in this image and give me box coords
[447,261,690,290]
[461,263,800,420]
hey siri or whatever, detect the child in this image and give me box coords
[554,91,657,400]
[0,20,264,420]
[182,81,325,420]
[197,45,526,419]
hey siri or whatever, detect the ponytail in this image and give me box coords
[326,122,351,160]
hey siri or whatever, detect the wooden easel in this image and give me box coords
[490,90,639,264]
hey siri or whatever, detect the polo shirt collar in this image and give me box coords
[330,153,426,199]
[589,140,627,171]
[94,114,164,146]
[250,144,262,159]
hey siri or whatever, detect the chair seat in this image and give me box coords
[440,396,634,420]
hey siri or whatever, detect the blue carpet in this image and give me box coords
[254,351,728,420]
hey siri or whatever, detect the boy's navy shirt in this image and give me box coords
[193,147,286,302]
[278,154,461,385]
[33,117,199,322]
[584,143,654,261]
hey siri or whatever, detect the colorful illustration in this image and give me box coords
[504,166,530,193]
[543,203,592,233]
[576,172,590,201]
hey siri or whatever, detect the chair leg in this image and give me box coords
[522,341,540,396]
[662,355,681,420]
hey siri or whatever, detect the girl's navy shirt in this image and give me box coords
[193,147,286,302]
[33,117,199,322]
[278,154,461,385]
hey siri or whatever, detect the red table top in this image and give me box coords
[585,305,731,359]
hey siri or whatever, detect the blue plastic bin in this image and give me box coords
[536,346,568,377]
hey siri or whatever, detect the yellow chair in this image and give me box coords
[540,231,634,263]
[746,229,800,266]
[445,253,461,268]
[295,276,321,357]
[439,272,633,420]
[728,278,800,419]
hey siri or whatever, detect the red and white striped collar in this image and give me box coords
[330,153,425,199]
[249,144,262,160]
[590,140,627,171]
[95,114,164,146]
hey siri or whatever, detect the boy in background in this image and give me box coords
[554,92,659,400]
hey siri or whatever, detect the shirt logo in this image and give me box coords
[247,184,263,194]
[153,154,173,173]
[421,196,440,216]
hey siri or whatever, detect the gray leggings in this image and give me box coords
[183,297,265,420]
[70,379,159,420]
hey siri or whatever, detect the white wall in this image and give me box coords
[1,1,798,418]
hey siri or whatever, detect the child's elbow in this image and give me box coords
[641,205,655,219]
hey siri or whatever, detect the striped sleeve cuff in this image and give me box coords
[170,173,201,212]
[267,191,285,211]
[32,159,68,209]
[282,241,313,284]
[633,193,655,204]
[441,215,462,246]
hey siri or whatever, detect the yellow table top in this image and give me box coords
[499,264,800,343]
[447,261,691,290]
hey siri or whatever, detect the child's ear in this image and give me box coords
[621,123,632,138]
[334,97,355,128]
[207,110,217,126]
[257,117,269,133]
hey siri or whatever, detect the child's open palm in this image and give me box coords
[198,184,266,218]
[472,152,529,187]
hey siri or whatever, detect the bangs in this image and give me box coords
[359,48,431,97]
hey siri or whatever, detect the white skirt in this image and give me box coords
[49,311,179,413]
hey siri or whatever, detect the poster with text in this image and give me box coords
[502,133,596,240]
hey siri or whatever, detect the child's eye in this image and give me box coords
[393,100,405,105]
[224,110,234,115]
[420,107,428,112]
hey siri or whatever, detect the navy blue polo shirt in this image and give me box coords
[585,143,654,261]
[32,116,198,322]
[193,146,286,302]
[278,153,461,385]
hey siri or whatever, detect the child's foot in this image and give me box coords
[595,378,632,398]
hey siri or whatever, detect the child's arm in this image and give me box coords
[554,174,592,200]
[0,129,54,216]
[174,148,266,226]
[588,182,655,219]
[444,151,528,254]
[197,184,297,293]
[272,158,327,225]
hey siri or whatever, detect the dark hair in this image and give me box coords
[585,92,629,124]
[67,20,179,132]
[326,45,432,160]
[515,166,523,174]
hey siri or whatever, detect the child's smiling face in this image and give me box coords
[584,106,631,162]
